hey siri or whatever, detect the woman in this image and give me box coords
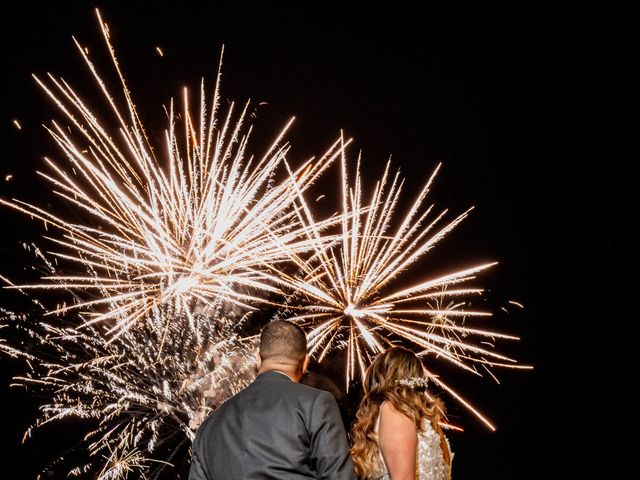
[350,347,453,480]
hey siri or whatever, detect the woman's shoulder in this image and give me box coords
[379,399,393,412]
[379,400,415,427]
[379,400,402,418]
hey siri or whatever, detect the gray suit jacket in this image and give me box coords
[188,370,356,480]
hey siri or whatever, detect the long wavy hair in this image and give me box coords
[350,347,447,479]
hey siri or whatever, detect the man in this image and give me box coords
[188,320,356,479]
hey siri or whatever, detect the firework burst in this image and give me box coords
[0,8,339,477]
[0,9,342,336]
[0,10,531,480]
[1,299,256,479]
[280,143,530,429]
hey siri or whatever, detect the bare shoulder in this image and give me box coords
[379,401,415,429]
[378,400,418,477]
[379,400,398,413]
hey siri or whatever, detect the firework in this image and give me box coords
[1,299,256,479]
[0,9,341,336]
[279,143,531,429]
[0,8,339,477]
[0,11,531,480]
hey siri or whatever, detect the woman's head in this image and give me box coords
[350,347,445,478]
[362,346,428,401]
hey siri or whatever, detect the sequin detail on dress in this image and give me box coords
[374,415,453,480]
[416,419,452,480]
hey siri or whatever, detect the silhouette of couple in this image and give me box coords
[189,320,452,480]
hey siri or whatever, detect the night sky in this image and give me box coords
[0,2,621,479]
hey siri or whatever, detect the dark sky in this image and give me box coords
[0,2,622,479]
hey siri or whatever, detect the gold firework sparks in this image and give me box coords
[282,141,531,429]
[1,301,256,479]
[0,10,343,476]
[95,445,150,480]
[0,9,341,336]
[0,13,531,480]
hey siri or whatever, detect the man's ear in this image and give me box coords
[302,354,310,374]
[254,350,262,370]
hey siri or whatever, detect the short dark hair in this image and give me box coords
[259,320,307,364]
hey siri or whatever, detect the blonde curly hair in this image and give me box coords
[349,347,447,479]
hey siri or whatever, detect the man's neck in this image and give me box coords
[268,370,296,382]
[259,364,301,382]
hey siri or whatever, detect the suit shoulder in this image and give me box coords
[293,381,337,403]
[194,391,239,436]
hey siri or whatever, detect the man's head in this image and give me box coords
[256,320,309,380]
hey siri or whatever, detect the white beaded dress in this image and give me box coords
[374,412,453,480]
